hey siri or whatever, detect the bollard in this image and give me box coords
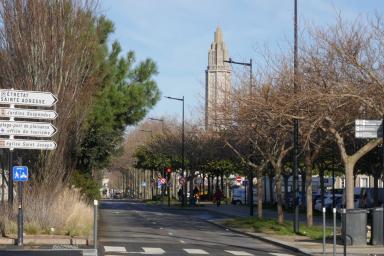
[323,207,326,255]
[93,200,98,250]
[333,208,336,256]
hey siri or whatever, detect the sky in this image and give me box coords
[99,0,383,124]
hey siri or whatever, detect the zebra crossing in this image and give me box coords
[102,246,295,255]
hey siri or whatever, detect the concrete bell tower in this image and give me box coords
[205,27,232,130]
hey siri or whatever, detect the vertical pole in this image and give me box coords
[8,149,13,207]
[333,207,336,256]
[167,172,171,207]
[343,208,347,256]
[93,200,98,249]
[182,97,186,207]
[249,59,253,216]
[322,207,326,255]
[293,0,300,234]
[17,181,23,246]
[151,170,154,200]
[382,114,384,247]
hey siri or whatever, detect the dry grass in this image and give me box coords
[0,187,93,238]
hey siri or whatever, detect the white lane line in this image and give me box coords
[142,247,165,254]
[269,254,295,256]
[180,240,186,244]
[104,246,127,252]
[183,248,209,254]
[168,232,173,235]
[225,250,254,256]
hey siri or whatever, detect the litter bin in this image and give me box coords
[341,209,368,245]
[371,207,383,245]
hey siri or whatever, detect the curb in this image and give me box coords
[205,219,312,256]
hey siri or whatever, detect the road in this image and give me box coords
[98,200,303,256]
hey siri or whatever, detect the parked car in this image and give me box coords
[231,186,257,205]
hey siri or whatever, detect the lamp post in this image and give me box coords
[164,96,186,207]
[224,58,253,216]
[293,0,300,234]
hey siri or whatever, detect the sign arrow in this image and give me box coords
[0,139,56,150]
[0,121,57,137]
[0,107,58,120]
[0,89,57,107]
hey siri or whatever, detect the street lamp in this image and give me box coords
[224,57,253,216]
[293,0,300,234]
[164,96,186,207]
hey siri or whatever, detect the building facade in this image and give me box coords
[205,27,232,130]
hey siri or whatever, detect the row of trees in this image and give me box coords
[0,0,160,206]
[130,16,384,226]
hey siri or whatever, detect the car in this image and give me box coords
[231,186,257,205]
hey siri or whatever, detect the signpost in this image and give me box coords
[0,89,58,246]
[0,108,57,120]
[0,121,57,137]
[0,89,57,107]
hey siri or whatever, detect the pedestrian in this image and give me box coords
[193,186,199,206]
[177,188,184,202]
[214,188,223,207]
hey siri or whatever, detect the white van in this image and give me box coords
[232,186,257,205]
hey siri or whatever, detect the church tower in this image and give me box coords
[205,27,232,130]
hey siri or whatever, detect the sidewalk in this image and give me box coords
[191,202,384,256]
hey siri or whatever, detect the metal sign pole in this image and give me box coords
[333,208,336,256]
[323,207,326,255]
[17,181,23,246]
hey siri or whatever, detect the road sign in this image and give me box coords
[0,121,57,137]
[0,89,57,107]
[355,119,383,138]
[0,108,58,120]
[236,176,242,183]
[160,178,166,185]
[13,166,28,182]
[142,182,147,187]
[165,167,172,173]
[179,176,186,185]
[0,139,57,150]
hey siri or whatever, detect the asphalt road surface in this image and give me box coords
[98,200,303,256]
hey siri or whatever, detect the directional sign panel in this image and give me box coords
[355,119,383,138]
[0,121,57,137]
[0,139,57,150]
[0,108,57,120]
[0,89,57,107]
[13,166,28,182]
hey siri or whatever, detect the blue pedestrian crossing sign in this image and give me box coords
[13,166,28,182]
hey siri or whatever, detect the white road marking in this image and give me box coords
[168,232,173,235]
[180,240,186,243]
[142,247,165,254]
[225,250,254,256]
[269,254,295,256]
[104,246,127,252]
[183,248,209,254]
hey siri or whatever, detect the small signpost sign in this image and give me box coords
[0,88,58,246]
[13,166,28,182]
[355,119,383,138]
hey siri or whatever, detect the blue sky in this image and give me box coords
[100,0,383,124]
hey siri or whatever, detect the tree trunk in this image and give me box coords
[275,173,284,224]
[301,172,306,208]
[345,161,355,209]
[320,169,325,208]
[221,172,224,192]
[208,175,211,199]
[269,174,274,205]
[374,174,379,207]
[283,174,289,208]
[257,171,264,219]
[305,154,313,227]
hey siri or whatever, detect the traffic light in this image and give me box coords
[165,167,172,174]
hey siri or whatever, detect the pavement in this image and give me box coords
[182,202,384,256]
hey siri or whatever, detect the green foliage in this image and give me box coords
[77,17,160,174]
[70,171,101,202]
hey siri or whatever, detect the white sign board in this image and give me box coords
[355,119,383,138]
[0,108,57,120]
[0,89,57,107]
[0,139,57,150]
[0,121,57,137]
